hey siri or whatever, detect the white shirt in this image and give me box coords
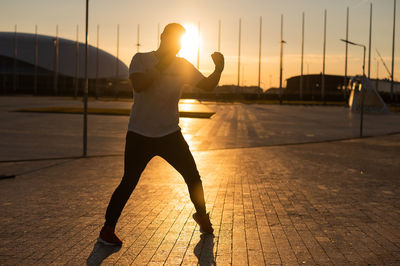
[128,51,205,137]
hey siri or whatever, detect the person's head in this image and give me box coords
[159,23,186,55]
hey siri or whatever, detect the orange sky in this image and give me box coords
[1,0,399,89]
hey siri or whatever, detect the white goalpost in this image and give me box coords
[348,75,391,114]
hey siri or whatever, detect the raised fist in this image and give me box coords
[211,52,224,73]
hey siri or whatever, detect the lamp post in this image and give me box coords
[340,39,366,76]
[279,15,286,105]
[340,39,366,137]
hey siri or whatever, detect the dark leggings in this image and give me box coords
[105,130,207,227]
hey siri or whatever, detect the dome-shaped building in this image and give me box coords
[0,32,130,96]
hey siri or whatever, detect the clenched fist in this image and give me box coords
[211,52,224,73]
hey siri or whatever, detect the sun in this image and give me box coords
[178,24,201,63]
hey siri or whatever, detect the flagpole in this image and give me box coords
[258,16,262,96]
[300,12,305,100]
[197,21,200,69]
[83,0,89,157]
[237,18,241,94]
[218,20,221,52]
[391,0,397,100]
[321,9,327,104]
[368,3,372,78]
[34,25,38,94]
[344,7,349,98]
[279,15,284,105]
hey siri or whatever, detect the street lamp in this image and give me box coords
[340,39,366,76]
[340,38,366,137]
[279,39,286,105]
[279,14,286,105]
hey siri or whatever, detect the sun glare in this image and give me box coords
[178,24,200,63]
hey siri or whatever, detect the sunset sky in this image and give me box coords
[1,0,398,89]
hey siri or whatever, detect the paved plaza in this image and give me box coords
[1,96,400,265]
[1,96,400,162]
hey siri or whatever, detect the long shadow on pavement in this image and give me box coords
[86,242,121,266]
[194,233,216,266]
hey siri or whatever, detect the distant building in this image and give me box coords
[0,32,129,96]
[368,78,400,94]
[286,74,345,97]
[286,74,400,94]
[182,84,263,95]
[264,87,281,94]
[215,85,262,94]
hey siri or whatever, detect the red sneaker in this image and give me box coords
[98,225,123,246]
[193,212,214,234]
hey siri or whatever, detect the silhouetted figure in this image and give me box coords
[98,23,224,246]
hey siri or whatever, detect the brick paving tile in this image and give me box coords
[1,133,400,265]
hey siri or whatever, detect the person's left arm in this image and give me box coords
[195,52,224,92]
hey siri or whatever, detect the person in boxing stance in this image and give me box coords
[98,23,224,245]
